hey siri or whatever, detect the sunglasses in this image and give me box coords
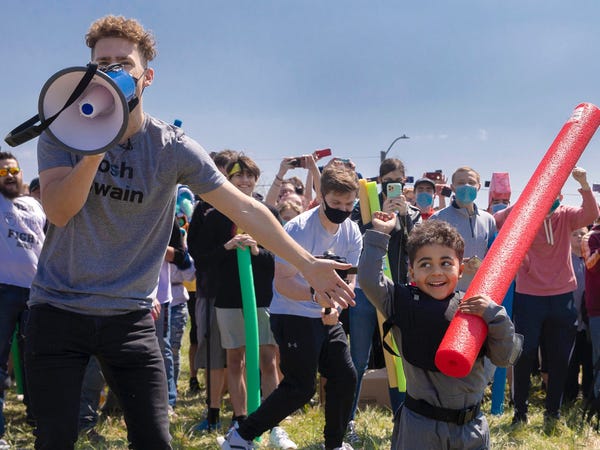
[0,167,20,177]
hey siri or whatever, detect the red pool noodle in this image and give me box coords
[435,103,600,377]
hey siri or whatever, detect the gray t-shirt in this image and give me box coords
[269,206,362,318]
[30,114,226,315]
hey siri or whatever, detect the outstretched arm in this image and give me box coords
[202,181,355,307]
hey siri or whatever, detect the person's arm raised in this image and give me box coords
[40,154,104,227]
[201,181,355,308]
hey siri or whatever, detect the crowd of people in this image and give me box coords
[1,13,600,450]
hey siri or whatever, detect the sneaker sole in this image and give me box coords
[217,436,230,449]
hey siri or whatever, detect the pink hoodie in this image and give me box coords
[494,189,598,296]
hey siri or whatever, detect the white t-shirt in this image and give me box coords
[269,206,362,318]
[0,194,46,288]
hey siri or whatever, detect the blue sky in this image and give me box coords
[3,1,600,207]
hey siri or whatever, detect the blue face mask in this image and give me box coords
[549,198,561,214]
[454,185,478,205]
[416,192,434,209]
[491,203,508,214]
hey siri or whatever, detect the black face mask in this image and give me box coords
[322,198,352,224]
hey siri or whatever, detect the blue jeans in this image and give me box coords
[348,288,378,420]
[169,302,188,386]
[155,302,176,408]
[0,283,29,438]
[25,304,171,450]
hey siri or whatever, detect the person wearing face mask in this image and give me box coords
[219,166,362,450]
[486,172,512,215]
[430,167,497,293]
[413,177,437,220]
[494,167,599,429]
[24,16,356,450]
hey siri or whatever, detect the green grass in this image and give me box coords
[3,329,600,449]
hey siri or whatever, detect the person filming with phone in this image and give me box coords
[265,150,331,209]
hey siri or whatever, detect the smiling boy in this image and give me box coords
[358,214,522,450]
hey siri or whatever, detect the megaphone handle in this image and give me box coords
[4,63,99,147]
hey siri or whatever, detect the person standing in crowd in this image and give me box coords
[193,154,295,448]
[430,166,496,292]
[347,158,420,442]
[24,16,354,450]
[412,177,437,220]
[582,217,600,400]
[27,178,41,203]
[188,150,237,432]
[495,167,598,427]
[564,227,593,402]
[220,166,362,450]
[0,152,46,449]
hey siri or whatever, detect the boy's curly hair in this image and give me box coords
[407,220,464,265]
[86,15,157,65]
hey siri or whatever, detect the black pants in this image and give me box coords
[24,304,171,450]
[512,292,577,416]
[239,314,357,450]
[564,329,593,401]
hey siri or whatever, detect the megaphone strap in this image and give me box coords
[4,63,99,147]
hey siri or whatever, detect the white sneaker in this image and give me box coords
[217,428,256,450]
[269,426,297,449]
[332,443,354,450]
[0,438,10,450]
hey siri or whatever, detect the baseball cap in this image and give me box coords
[29,177,40,192]
[413,178,436,190]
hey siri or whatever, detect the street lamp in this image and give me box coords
[380,134,410,162]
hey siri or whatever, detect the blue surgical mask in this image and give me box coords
[416,192,434,209]
[549,198,561,214]
[491,203,508,213]
[454,185,478,205]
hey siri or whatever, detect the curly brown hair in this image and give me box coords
[86,15,157,65]
[407,220,464,265]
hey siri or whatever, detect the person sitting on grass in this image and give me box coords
[358,217,522,450]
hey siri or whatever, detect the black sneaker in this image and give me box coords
[189,377,200,394]
[511,412,528,425]
[543,412,561,435]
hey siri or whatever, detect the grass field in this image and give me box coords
[3,331,600,449]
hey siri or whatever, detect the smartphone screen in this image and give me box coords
[386,182,403,198]
[314,148,332,160]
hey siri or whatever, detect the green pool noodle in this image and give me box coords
[11,324,24,395]
[366,181,406,392]
[237,246,261,414]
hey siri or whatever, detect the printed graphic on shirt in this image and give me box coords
[90,158,144,204]
[7,228,36,249]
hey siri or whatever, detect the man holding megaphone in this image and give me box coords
[11,16,355,450]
